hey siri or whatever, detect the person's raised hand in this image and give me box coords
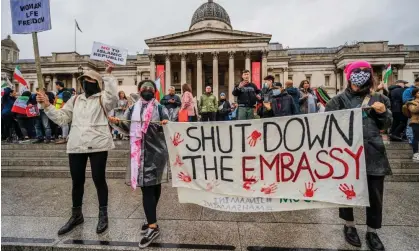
[36,92,50,108]
[105,60,115,74]
[371,102,386,114]
[161,119,169,125]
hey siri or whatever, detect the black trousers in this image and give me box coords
[390,112,407,137]
[339,175,385,229]
[411,124,419,153]
[68,151,109,208]
[141,184,162,224]
[201,112,216,122]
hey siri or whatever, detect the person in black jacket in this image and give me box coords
[216,93,231,121]
[326,60,391,251]
[261,83,298,118]
[160,86,181,110]
[285,80,301,114]
[232,70,261,120]
[258,75,277,118]
[388,80,408,141]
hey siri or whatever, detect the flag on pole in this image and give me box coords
[154,78,164,101]
[75,20,82,32]
[13,66,28,88]
[383,64,392,85]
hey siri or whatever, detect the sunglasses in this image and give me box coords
[351,68,372,74]
[140,86,155,92]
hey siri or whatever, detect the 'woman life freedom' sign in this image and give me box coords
[164,109,369,212]
[90,42,128,66]
[10,0,52,34]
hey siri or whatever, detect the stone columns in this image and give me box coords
[180,52,187,85]
[52,74,57,92]
[212,51,219,97]
[196,52,203,99]
[149,54,156,81]
[165,53,171,93]
[72,74,77,90]
[245,50,251,80]
[228,51,235,103]
[261,50,268,78]
[283,67,289,83]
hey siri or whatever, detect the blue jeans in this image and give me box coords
[35,110,52,139]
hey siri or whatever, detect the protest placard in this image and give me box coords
[10,0,51,34]
[164,109,369,212]
[90,42,128,66]
[178,187,344,212]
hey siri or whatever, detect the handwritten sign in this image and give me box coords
[164,109,369,212]
[178,188,345,212]
[10,0,51,34]
[90,42,128,66]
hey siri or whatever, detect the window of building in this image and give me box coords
[414,73,419,80]
[30,82,34,92]
[14,83,19,92]
[288,75,293,81]
[13,52,18,62]
[275,74,280,82]
[5,49,10,61]
[144,77,149,80]
[393,73,398,80]
[325,75,330,86]
[118,80,123,86]
[306,74,311,83]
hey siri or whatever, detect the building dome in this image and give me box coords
[1,35,19,51]
[190,0,232,30]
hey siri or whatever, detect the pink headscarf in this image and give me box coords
[344,60,373,81]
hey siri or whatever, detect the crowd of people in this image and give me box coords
[2,59,419,250]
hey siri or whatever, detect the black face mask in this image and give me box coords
[82,80,101,97]
[141,91,154,101]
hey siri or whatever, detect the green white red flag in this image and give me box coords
[154,78,164,101]
[383,64,392,85]
[11,96,29,114]
[13,66,28,88]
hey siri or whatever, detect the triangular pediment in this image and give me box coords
[145,27,271,45]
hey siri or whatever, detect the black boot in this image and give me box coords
[96,206,108,234]
[366,232,385,251]
[57,207,84,235]
[343,225,361,247]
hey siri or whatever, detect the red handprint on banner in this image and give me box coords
[206,180,220,192]
[247,130,262,147]
[243,176,258,191]
[178,172,192,183]
[339,183,356,200]
[302,182,318,198]
[261,183,278,195]
[171,132,184,146]
[173,155,184,167]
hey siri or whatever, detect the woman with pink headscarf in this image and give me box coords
[326,60,392,251]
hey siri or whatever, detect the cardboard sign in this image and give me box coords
[90,42,128,65]
[10,0,52,34]
[164,109,369,212]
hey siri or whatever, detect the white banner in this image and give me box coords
[178,187,346,212]
[90,42,128,65]
[164,109,369,212]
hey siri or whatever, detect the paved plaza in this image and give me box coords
[1,177,419,251]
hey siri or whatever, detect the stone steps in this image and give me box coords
[1,141,418,182]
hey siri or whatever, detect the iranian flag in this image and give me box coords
[11,96,29,115]
[1,77,13,96]
[154,77,164,101]
[383,64,392,85]
[14,66,28,88]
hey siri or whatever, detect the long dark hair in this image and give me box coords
[118,91,127,100]
[299,80,310,89]
[182,83,192,93]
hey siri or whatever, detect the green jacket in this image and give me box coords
[199,93,217,113]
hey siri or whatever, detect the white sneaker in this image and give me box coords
[413,153,419,162]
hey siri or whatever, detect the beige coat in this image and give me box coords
[45,76,118,153]
[408,100,419,125]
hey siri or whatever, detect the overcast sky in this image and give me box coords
[2,0,418,59]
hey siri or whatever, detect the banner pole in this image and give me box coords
[32,32,44,91]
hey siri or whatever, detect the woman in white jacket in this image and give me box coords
[36,62,118,235]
